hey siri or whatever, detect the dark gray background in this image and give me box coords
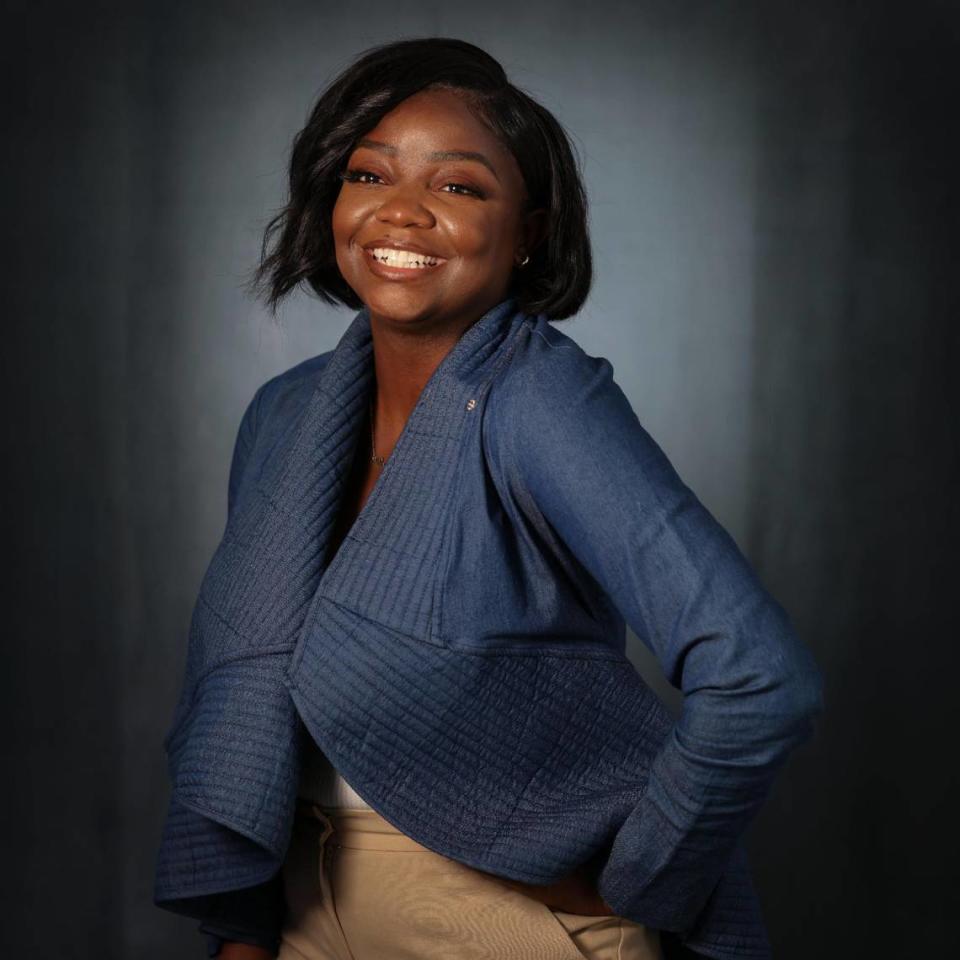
[3,1,957,956]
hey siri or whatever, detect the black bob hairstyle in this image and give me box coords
[245,37,592,321]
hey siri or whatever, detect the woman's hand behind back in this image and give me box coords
[219,943,276,960]
[478,867,616,917]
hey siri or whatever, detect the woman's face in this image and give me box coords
[332,87,543,332]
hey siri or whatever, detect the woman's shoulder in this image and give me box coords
[251,349,335,429]
[490,313,620,429]
[261,348,335,399]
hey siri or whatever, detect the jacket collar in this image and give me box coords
[258,294,528,642]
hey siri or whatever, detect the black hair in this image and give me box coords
[245,37,592,321]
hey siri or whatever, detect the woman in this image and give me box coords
[154,37,824,960]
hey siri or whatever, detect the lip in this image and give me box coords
[361,242,449,281]
[361,238,446,258]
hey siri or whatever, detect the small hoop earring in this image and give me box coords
[516,253,530,267]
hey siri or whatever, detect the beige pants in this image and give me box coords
[279,799,663,960]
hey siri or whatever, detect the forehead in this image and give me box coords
[354,89,519,177]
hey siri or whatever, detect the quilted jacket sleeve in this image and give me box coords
[493,341,824,932]
[227,379,270,521]
[155,378,288,941]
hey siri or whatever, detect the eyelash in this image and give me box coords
[338,168,484,199]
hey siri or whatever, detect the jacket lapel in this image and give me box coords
[255,295,525,651]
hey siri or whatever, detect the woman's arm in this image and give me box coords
[227,379,272,521]
[492,344,824,931]
[157,380,285,953]
[200,386,286,954]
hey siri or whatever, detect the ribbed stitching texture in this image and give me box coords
[316,298,524,641]
[286,597,669,879]
[155,297,772,957]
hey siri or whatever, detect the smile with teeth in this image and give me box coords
[368,247,446,269]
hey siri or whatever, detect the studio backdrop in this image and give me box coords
[2,1,957,958]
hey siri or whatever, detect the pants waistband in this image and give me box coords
[293,799,600,890]
[295,797,437,853]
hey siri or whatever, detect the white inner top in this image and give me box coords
[297,735,373,810]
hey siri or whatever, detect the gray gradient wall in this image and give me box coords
[3,1,956,956]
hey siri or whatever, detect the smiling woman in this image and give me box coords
[244,37,591,325]
[329,88,542,331]
[154,34,822,960]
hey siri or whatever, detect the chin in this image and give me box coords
[360,285,448,324]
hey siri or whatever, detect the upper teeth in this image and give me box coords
[370,247,442,268]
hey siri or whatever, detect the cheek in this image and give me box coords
[331,198,368,277]
[331,195,354,247]
[446,211,512,260]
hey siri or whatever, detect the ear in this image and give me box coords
[519,207,549,259]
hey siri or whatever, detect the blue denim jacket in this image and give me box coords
[154,296,824,959]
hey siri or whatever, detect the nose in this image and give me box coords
[375,184,435,229]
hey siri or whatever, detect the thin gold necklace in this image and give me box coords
[369,396,385,466]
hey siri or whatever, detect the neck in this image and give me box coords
[366,309,482,436]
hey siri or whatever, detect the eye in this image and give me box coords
[339,168,382,185]
[440,182,484,199]
[339,168,484,199]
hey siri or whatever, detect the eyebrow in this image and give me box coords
[354,138,500,182]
